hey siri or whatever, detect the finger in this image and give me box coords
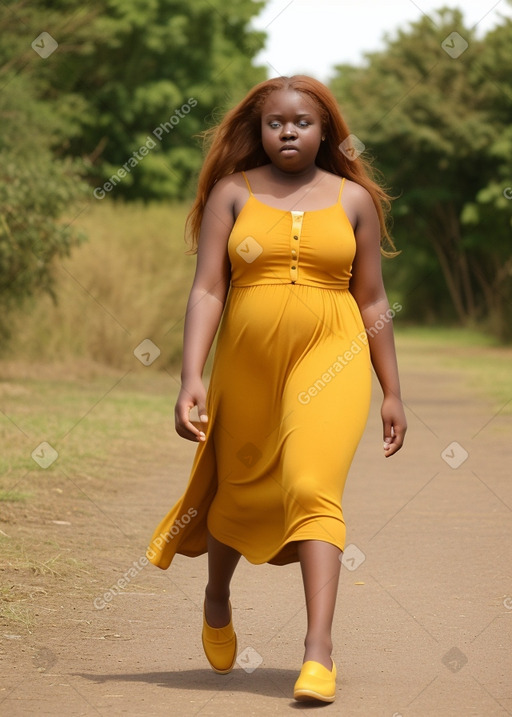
[383,423,394,451]
[176,424,206,442]
[188,418,207,440]
[175,403,207,442]
[190,399,208,435]
[176,414,207,442]
[188,400,208,435]
[384,426,405,457]
[197,402,208,424]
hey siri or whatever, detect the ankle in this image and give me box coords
[304,634,332,652]
[205,585,230,604]
[303,635,333,669]
[204,587,232,628]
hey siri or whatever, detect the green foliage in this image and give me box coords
[0,0,267,321]
[331,8,512,341]
[0,72,88,336]
[1,0,267,201]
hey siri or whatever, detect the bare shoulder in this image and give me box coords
[343,178,373,207]
[207,172,248,204]
[342,179,378,228]
[204,173,250,224]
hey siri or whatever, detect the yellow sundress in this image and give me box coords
[147,172,372,568]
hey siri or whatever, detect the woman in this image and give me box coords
[147,75,407,703]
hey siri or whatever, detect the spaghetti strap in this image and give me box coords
[337,177,346,203]
[241,171,253,195]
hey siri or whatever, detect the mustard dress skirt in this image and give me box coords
[147,175,372,568]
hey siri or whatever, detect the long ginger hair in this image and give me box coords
[186,75,396,255]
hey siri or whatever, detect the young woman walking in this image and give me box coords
[147,75,407,704]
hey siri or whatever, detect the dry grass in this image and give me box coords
[0,536,92,631]
[6,200,196,369]
[0,360,179,632]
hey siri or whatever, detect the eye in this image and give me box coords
[269,121,281,129]
[297,120,310,127]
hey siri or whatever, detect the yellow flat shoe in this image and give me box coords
[293,660,337,703]
[201,601,237,674]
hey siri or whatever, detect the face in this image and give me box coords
[260,89,324,173]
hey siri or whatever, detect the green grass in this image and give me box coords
[395,325,512,410]
[395,325,501,348]
[0,370,180,498]
[0,490,31,503]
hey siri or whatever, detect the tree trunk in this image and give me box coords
[429,230,469,324]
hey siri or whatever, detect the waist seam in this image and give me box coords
[230,282,350,291]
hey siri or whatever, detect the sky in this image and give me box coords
[251,0,512,81]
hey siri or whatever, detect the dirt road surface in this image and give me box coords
[1,352,511,715]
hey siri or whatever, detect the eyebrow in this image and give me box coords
[264,112,314,119]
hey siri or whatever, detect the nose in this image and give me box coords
[280,123,297,140]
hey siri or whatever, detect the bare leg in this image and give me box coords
[204,531,241,627]
[297,540,342,670]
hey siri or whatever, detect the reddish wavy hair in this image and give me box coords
[186,75,396,255]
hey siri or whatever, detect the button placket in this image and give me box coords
[290,211,304,284]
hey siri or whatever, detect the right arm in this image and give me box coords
[174,178,236,442]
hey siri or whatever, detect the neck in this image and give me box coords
[268,163,320,183]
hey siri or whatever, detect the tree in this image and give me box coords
[0,24,89,339]
[330,8,512,340]
[1,0,267,201]
[0,0,267,327]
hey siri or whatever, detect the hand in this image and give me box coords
[381,394,407,457]
[174,377,209,442]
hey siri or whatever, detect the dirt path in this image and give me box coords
[1,351,511,716]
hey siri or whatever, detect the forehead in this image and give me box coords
[261,89,320,117]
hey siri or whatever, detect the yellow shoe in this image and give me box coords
[201,601,237,674]
[293,660,337,703]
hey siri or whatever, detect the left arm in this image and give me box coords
[348,183,407,457]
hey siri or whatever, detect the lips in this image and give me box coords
[280,145,298,153]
